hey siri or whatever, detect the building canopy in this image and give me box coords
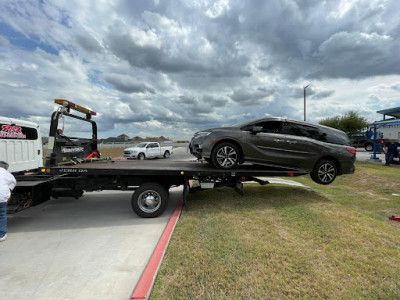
[377,107,400,119]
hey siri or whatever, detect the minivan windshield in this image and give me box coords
[232,120,254,127]
[135,143,147,148]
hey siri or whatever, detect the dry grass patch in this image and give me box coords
[151,162,400,299]
[98,147,124,158]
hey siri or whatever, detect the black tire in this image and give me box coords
[310,159,337,185]
[211,142,240,170]
[138,153,145,160]
[131,183,169,218]
[164,151,170,158]
[365,143,373,152]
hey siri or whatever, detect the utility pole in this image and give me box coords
[304,84,310,121]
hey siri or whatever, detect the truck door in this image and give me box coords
[147,143,158,157]
[153,143,161,156]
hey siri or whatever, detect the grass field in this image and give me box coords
[151,162,400,299]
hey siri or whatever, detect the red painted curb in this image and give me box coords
[131,199,183,300]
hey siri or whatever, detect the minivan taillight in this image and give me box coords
[346,148,357,155]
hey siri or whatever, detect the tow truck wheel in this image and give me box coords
[131,183,169,218]
[310,159,337,185]
[365,143,373,152]
[164,151,170,158]
[138,153,145,160]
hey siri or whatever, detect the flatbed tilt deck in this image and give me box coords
[12,100,307,218]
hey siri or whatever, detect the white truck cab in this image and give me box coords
[0,116,43,173]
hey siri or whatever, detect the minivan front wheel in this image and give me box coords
[211,142,240,169]
[310,159,337,185]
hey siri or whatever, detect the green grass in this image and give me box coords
[151,162,400,299]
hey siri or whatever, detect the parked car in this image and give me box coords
[189,118,356,185]
[123,142,173,160]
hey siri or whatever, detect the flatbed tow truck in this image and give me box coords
[11,100,308,218]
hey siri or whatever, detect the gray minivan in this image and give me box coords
[189,118,356,185]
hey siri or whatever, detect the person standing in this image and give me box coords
[0,161,16,242]
[383,139,400,166]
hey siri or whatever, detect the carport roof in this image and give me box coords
[377,107,400,118]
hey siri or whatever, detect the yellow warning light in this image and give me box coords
[181,171,184,175]
[41,169,46,173]
[54,99,97,116]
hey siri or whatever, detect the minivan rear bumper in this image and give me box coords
[340,160,355,174]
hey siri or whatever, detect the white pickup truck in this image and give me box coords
[123,142,173,160]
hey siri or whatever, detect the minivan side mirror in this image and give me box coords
[251,126,263,134]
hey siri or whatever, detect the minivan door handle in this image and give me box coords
[273,139,284,142]
[286,140,297,144]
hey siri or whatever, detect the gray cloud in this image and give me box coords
[229,88,275,105]
[75,32,102,53]
[311,90,335,100]
[104,74,155,94]
[104,19,250,78]
[311,32,400,79]
[176,95,227,114]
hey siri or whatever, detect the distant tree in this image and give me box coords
[319,111,369,137]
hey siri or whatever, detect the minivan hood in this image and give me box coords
[197,126,238,133]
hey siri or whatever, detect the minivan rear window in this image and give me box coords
[282,123,322,140]
[320,128,350,146]
[0,124,38,140]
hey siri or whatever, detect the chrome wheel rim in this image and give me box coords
[317,163,336,183]
[165,152,170,158]
[139,154,144,160]
[366,145,373,151]
[138,190,161,213]
[216,146,238,168]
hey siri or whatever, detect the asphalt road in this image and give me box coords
[0,188,181,300]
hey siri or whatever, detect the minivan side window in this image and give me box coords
[282,122,321,140]
[255,121,282,133]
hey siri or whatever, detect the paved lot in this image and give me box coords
[0,188,181,300]
[355,148,400,166]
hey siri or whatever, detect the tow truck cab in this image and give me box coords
[0,117,43,173]
[7,99,100,213]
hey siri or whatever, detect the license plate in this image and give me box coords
[200,182,215,189]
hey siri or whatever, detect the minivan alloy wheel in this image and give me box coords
[212,142,240,169]
[318,162,336,183]
[217,146,237,167]
[310,159,337,185]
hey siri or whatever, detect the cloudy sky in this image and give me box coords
[0,0,399,140]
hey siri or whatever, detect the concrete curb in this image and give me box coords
[131,199,183,300]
